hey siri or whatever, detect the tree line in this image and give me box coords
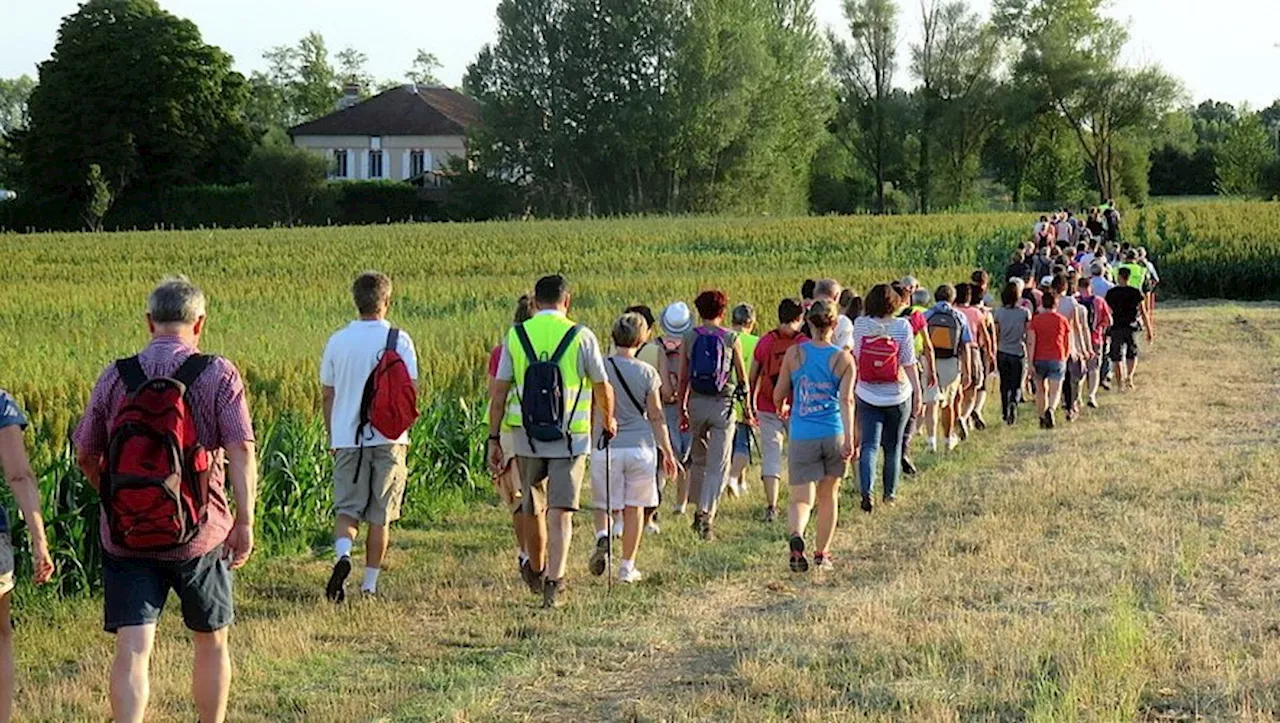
[1,0,1278,232]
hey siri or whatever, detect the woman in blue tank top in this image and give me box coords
[772,300,855,573]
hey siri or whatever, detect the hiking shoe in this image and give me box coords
[700,519,716,542]
[957,418,970,441]
[901,457,917,476]
[813,552,833,571]
[789,535,809,573]
[646,520,662,536]
[542,579,563,609]
[1087,396,1099,409]
[971,413,987,431]
[882,495,897,506]
[946,436,960,451]
[1100,379,1112,391]
[589,536,610,577]
[618,566,643,584]
[520,559,542,594]
[763,506,778,523]
[325,556,352,604]
[526,568,546,595]
[1045,410,1057,429]
[691,511,705,535]
[860,494,874,513]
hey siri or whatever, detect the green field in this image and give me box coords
[0,202,1276,590]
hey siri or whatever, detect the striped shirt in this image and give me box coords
[73,336,254,561]
[851,316,917,407]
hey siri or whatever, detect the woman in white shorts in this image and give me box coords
[589,313,681,583]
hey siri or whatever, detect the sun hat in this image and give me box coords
[1040,275,1054,288]
[660,302,693,337]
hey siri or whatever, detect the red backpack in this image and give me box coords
[102,355,213,552]
[857,323,901,384]
[356,328,418,443]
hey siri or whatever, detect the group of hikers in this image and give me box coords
[0,208,1160,720]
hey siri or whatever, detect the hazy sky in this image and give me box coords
[2,0,1276,107]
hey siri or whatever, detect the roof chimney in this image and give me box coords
[337,83,362,111]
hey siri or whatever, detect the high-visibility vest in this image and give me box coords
[1118,262,1147,290]
[503,313,592,435]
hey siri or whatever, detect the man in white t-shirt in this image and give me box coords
[812,278,855,350]
[321,271,419,602]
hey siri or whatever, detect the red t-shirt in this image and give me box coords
[488,345,502,379]
[1028,312,1071,362]
[753,329,807,414]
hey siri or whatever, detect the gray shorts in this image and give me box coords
[518,455,586,514]
[789,435,847,484]
[0,533,13,597]
[333,445,409,525]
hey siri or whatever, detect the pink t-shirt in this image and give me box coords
[958,306,986,348]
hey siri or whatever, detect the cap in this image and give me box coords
[1040,276,1054,288]
[660,302,693,337]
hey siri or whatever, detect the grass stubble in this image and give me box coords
[10,303,1280,721]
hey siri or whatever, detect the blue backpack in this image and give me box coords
[689,327,731,396]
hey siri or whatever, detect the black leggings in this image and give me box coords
[997,352,1025,421]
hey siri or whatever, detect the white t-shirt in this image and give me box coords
[321,319,419,449]
[833,315,855,351]
[852,316,917,407]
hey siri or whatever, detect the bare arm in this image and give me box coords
[77,449,102,492]
[0,426,51,572]
[223,440,258,569]
[837,352,856,453]
[593,381,616,434]
[677,339,691,411]
[321,386,336,447]
[747,355,762,417]
[773,347,798,410]
[646,387,677,464]
[486,378,512,474]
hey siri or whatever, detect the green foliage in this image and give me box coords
[0,75,36,135]
[1216,111,1275,197]
[81,163,113,232]
[1134,202,1280,299]
[245,144,330,225]
[21,0,252,208]
[407,50,444,87]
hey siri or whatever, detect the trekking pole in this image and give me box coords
[600,430,615,594]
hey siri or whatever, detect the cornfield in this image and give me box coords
[0,203,1270,593]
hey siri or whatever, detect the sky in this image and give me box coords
[1,0,1277,107]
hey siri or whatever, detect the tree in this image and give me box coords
[407,50,443,86]
[21,0,252,210]
[1217,110,1275,196]
[244,144,329,224]
[250,32,380,132]
[996,0,1181,201]
[0,76,36,136]
[831,0,900,214]
[82,163,113,232]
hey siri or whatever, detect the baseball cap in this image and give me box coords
[1040,275,1054,288]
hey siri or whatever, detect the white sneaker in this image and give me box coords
[618,566,643,584]
[946,436,960,451]
[926,437,938,453]
[646,521,661,535]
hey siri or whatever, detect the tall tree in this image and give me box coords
[407,50,443,86]
[1217,110,1275,196]
[0,76,36,136]
[831,0,900,214]
[22,0,251,208]
[249,32,379,132]
[995,0,1181,201]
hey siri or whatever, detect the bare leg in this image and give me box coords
[1036,379,1048,416]
[728,453,749,495]
[365,524,389,570]
[334,513,359,548]
[192,629,231,723]
[546,509,573,581]
[593,509,611,538]
[814,477,841,555]
[512,512,532,558]
[788,482,815,539]
[111,624,156,723]
[0,595,12,723]
[763,475,780,510]
[620,506,644,562]
[527,512,547,573]
[1046,378,1064,411]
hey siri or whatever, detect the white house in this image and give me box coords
[289,84,480,185]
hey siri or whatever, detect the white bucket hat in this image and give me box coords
[660,302,693,337]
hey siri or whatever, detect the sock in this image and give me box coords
[518,550,529,565]
[335,537,353,560]
[596,529,609,541]
[619,558,635,572]
[362,567,380,593]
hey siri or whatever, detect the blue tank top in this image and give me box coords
[789,342,844,441]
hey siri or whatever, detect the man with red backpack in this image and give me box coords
[748,298,807,523]
[74,276,257,723]
[321,271,420,603]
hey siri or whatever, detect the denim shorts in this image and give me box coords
[103,547,234,633]
[732,422,753,459]
[1033,360,1066,381]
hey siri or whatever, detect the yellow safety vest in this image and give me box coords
[503,313,592,435]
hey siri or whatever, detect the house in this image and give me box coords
[289,84,481,186]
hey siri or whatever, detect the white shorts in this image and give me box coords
[758,412,787,479]
[589,446,661,511]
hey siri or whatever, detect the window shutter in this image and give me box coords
[402,150,411,180]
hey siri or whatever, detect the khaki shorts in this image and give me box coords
[925,357,962,406]
[0,534,13,597]
[789,435,847,484]
[494,431,524,514]
[518,456,586,514]
[758,412,787,479]
[333,445,408,525]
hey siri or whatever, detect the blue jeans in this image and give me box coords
[856,397,910,500]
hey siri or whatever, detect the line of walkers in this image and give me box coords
[0,251,1155,720]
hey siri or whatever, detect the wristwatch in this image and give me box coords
[487,434,501,443]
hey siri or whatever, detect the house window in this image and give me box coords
[410,150,426,177]
[333,149,349,178]
[369,150,384,179]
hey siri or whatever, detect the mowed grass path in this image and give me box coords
[12,304,1280,721]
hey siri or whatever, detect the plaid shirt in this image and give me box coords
[73,336,254,561]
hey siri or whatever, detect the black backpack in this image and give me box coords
[513,323,583,452]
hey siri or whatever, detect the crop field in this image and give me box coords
[0,202,1276,592]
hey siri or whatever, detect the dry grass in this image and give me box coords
[10,303,1280,722]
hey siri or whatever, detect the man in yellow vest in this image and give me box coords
[487,275,616,608]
